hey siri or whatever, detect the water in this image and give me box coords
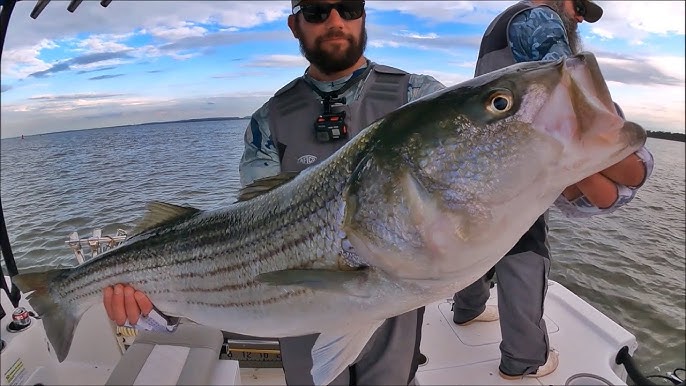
[1,121,684,379]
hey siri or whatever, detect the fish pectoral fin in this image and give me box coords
[255,269,372,298]
[402,172,474,252]
[311,322,384,386]
[235,172,300,202]
[131,201,201,235]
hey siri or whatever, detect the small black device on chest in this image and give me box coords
[314,94,347,142]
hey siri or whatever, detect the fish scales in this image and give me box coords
[46,126,374,312]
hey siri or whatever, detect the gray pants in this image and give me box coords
[279,308,424,385]
[453,251,551,376]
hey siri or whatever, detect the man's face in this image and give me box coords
[549,0,583,54]
[289,0,367,75]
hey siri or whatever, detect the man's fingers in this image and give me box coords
[105,284,154,326]
[124,286,141,325]
[103,286,114,320]
[112,284,126,326]
[576,173,618,209]
[134,291,154,317]
[562,184,582,201]
[600,153,645,187]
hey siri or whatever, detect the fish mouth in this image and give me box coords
[564,53,616,114]
[534,52,646,150]
[566,53,646,147]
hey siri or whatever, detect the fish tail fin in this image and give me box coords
[13,269,83,362]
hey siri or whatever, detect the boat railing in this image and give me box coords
[66,228,127,264]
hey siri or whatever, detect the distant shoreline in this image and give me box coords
[100,116,252,129]
[646,131,685,142]
[5,118,685,142]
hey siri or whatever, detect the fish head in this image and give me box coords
[344,52,646,286]
[515,52,646,181]
[417,51,647,195]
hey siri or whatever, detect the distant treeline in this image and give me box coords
[647,130,685,142]
[137,116,251,126]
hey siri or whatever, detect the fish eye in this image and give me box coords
[486,91,514,114]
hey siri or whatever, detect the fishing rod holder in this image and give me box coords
[66,228,127,264]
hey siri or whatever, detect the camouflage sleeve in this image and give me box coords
[508,7,573,63]
[407,74,446,102]
[554,146,655,217]
[238,101,281,187]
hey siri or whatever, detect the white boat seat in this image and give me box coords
[105,323,224,385]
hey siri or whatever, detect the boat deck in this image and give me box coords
[236,280,637,385]
[0,279,637,385]
[416,280,636,385]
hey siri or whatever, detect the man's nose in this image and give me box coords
[325,8,346,27]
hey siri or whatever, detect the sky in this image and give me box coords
[0,0,684,139]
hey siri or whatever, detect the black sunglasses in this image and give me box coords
[293,1,365,24]
[573,0,587,17]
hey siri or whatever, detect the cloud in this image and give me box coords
[29,62,71,78]
[29,51,133,78]
[420,70,470,87]
[75,34,133,53]
[157,29,290,53]
[597,1,685,36]
[77,66,118,74]
[1,84,13,93]
[367,25,481,54]
[598,56,684,87]
[366,1,517,25]
[144,22,208,41]
[89,74,125,81]
[246,55,308,68]
[1,39,57,78]
[28,93,126,101]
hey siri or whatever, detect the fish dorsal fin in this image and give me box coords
[131,201,200,235]
[236,172,300,202]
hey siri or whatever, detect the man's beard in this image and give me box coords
[549,0,583,54]
[296,23,367,75]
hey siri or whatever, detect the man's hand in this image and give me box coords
[563,153,646,209]
[103,284,153,326]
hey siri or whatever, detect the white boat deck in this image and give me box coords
[1,279,636,386]
[416,280,636,385]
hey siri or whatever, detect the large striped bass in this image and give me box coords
[14,52,646,385]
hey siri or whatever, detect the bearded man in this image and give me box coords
[237,1,444,385]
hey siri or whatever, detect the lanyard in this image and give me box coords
[303,60,374,101]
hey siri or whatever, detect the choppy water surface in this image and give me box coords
[1,122,684,379]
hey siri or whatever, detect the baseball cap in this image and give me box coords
[580,0,603,23]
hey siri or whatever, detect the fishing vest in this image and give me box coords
[474,1,536,76]
[267,64,410,172]
[475,1,551,259]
